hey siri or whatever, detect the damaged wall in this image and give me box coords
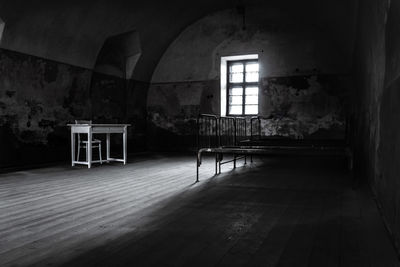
[148,7,354,149]
[259,75,348,139]
[354,0,400,254]
[0,48,148,168]
[147,80,218,149]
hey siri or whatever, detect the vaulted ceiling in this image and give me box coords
[0,0,358,81]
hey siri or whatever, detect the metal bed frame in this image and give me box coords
[196,114,248,180]
[196,114,353,182]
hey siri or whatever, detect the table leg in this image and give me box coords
[106,133,110,162]
[123,126,127,165]
[88,130,92,168]
[71,131,75,166]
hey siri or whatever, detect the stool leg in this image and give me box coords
[99,144,103,164]
[77,143,80,161]
[215,153,218,175]
[86,144,89,165]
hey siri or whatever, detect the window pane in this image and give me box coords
[229,87,243,96]
[229,105,242,115]
[246,72,259,82]
[246,87,258,95]
[230,63,244,73]
[245,63,259,82]
[246,63,259,72]
[229,63,244,83]
[230,73,243,83]
[229,96,243,105]
[245,105,258,115]
[245,95,258,105]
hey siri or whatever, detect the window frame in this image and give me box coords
[226,59,259,116]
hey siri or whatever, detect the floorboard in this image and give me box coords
[0,154,398,267]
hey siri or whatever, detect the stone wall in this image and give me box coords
[148,8,353,149]
[353,0,400,254]
[147,80,217,150]
[0,48,148,168]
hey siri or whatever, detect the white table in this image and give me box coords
[68,124,130,168]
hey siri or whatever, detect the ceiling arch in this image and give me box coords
[0,16,4,45]
[94,30,141,79]
[0,0,358,81]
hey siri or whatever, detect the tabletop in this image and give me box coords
[67,124,131,127]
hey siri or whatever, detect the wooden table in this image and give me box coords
[68,124,130,168]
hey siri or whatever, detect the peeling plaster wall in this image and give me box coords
[147,80,218,150]
[259,75,348,139]
[0,48,148,168]
[354,0,400,254]
[148,8,353,149]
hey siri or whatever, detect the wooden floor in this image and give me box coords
[0,154,399,267]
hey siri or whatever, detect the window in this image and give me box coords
[227,60,259,115]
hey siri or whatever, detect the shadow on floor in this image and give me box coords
[46,157,399,267]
